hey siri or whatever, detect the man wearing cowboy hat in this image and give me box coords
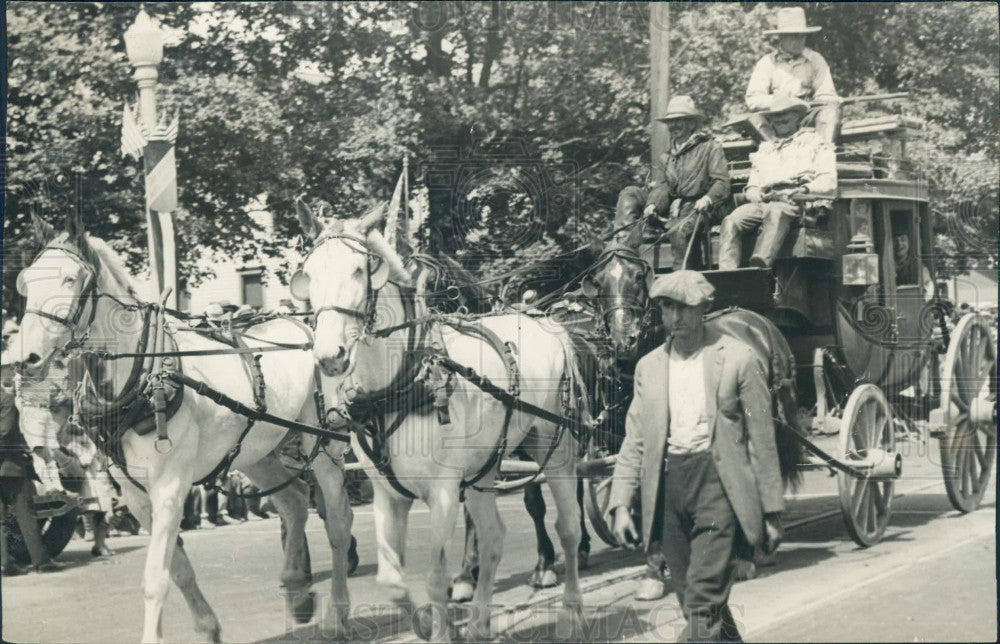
[607,271,783,642]
[613,95,729,270]
[718,96,837,270]
[746,7,840,142]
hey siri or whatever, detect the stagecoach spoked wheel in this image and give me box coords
[837,384,895,548]
[582,439,633,548]
[938,314,997,513]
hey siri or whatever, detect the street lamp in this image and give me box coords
[124,8,163,131]
[123,8,178,308]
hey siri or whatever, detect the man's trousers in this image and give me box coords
[718,201,798,270]
[662,451,742,642]
[614,186,709,270]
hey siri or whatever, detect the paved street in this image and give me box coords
[2,437,995,643]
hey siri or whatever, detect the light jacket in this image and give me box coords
[607,329,784,549]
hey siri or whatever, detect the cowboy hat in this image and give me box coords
[654,95,704,122]
[649,270,715,307]
[764,96,810,117]
[764,7,821,35]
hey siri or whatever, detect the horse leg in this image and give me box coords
[545,467,585,640]
[450,508,477,603]
[122,476,223,643]
[308,439,354,638]
[371,481,413,604]
[140,468,191,643]
[524,482,558,588]
[240,454,316,625]
[577,478,591,569]
[462,488,505,640]
[422,484,461,643]
[171,538,223,643]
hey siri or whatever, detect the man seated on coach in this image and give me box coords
[613,95,730,270]
[718,96,837,270]
[745,7,841,143]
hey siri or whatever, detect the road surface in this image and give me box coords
[2,437,995,642]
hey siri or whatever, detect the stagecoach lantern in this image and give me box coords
[123,9,164,67]
[842,199,879,286]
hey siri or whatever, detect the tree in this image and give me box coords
[5,1,996,314]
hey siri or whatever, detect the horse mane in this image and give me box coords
[84,235,140,299]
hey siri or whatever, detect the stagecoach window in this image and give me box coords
[890,210,918,286]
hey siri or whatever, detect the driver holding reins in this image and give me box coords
[613,95,730,270]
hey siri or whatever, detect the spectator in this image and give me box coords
[0,347,64,574]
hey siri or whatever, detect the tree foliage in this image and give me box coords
[4,1,997,313]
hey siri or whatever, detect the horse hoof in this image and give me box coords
[412,604,456,642]
[347,538,360,577]
[292,590,317,624]
[530,569,559,589]
[635,577,666,601]
[411,604,434,641]
[449,580,475,603]
[464,620,492,642]
[195,618,222,644]
[322,604,351,640]
[733,559,757,581]
[555,605,584,641]
[578,549,590,570]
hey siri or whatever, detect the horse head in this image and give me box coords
[15,210,101,377]
[581,242,652,358]
[291,198,412,377]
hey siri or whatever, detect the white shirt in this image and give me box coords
[745,47,840,111]
[667,346,711,454]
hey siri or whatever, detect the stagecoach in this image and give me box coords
[567,101,997,549]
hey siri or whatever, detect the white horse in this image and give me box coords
[293,203,586,641]
[14,213,354,642]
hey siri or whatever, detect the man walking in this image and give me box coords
[613,95,730,270]
[608,271,784,642]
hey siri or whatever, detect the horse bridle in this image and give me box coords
[293,232,385,334]
[590,248,652,332]
[18,241,100,341]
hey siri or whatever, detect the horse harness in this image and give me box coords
[305,236,590,500]
[69,303,349,496]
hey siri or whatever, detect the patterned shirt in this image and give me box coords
[746,47,840,111]
[747,128,837,196]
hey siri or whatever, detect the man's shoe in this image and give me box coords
[91,545,114,557]
[635,576,667,601]
[34,560,65,573]
[2,563,30,577]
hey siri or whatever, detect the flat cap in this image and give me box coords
[649,270,715,306]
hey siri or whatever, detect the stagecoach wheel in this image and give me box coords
[3,510,80,566]
[836,384,895,548]
[582,440,624,547]
[938,315,997,513]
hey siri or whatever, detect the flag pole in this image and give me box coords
[402,154,409,254]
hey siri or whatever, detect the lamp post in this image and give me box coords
[124,8,178,308]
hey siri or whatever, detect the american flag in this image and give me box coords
[120,103,147,160]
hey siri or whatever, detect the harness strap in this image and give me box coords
[167,371,350,443]
[353,417,418,499]
[82,343,312,360]
[209,435,325,500]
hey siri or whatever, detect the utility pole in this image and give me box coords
[650,3,671,168]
